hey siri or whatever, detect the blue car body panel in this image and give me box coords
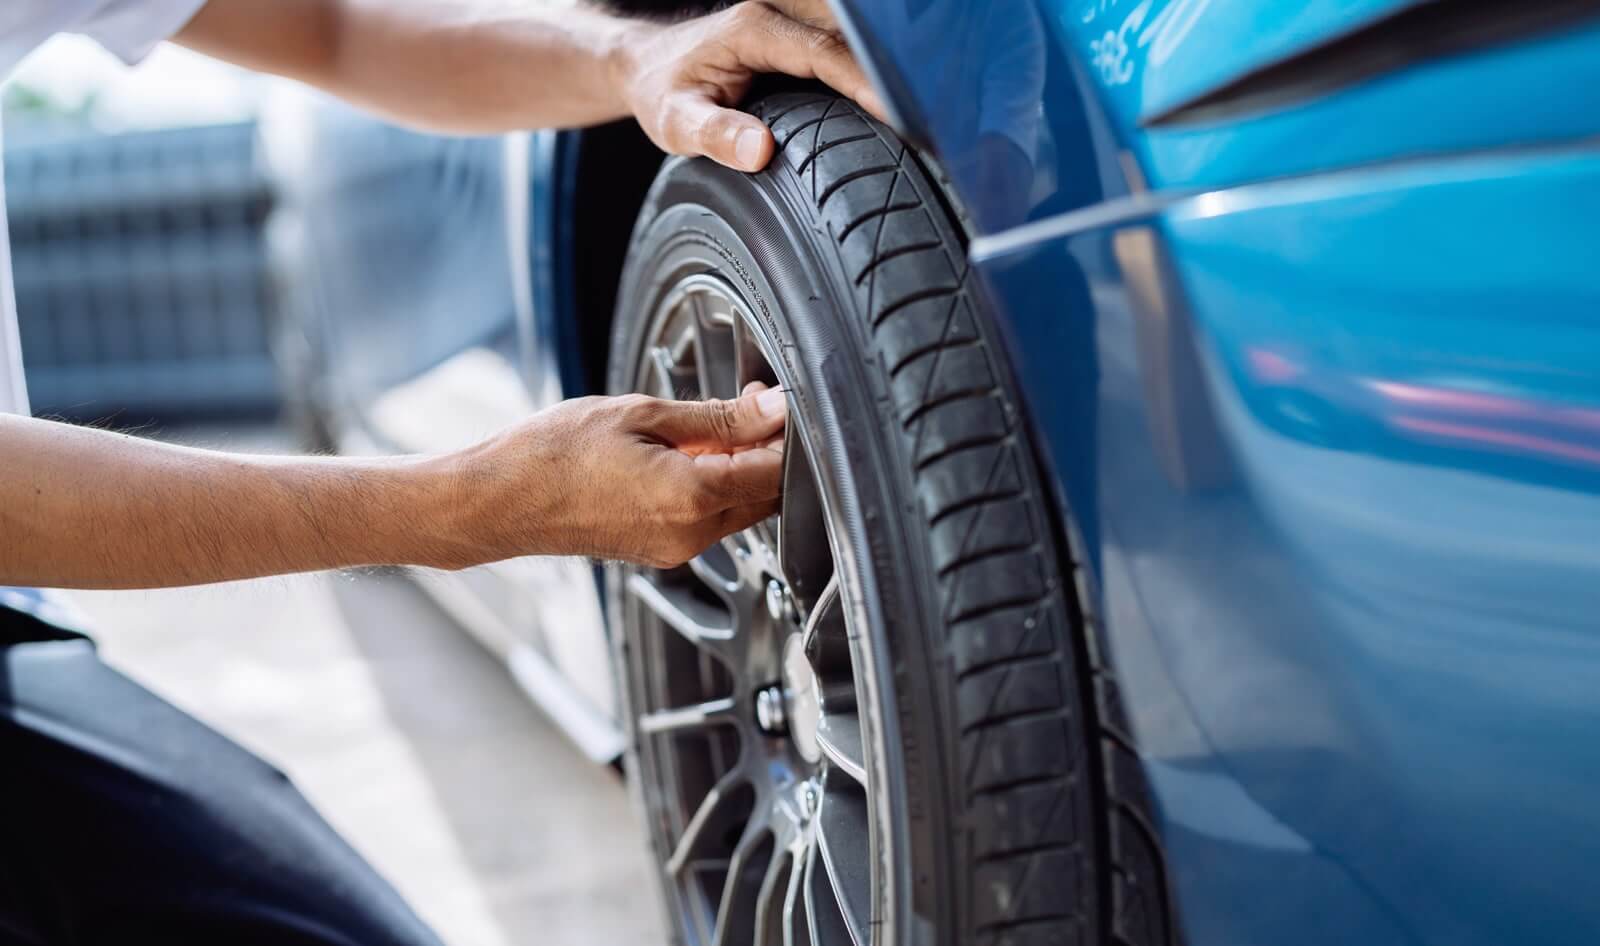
[841,2,1600,943]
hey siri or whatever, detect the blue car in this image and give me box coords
[265,3,1600,945]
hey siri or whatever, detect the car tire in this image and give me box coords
[608,92,1174,946]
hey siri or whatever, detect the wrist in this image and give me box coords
[418,424,573,569]
[600,16,656,115]
[388,449,506,571]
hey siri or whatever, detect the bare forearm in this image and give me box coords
[176,0,881,170]
[0,390,786,589]
[0,415,471,589]
[177,0,639,134]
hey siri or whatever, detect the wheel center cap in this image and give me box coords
[781,634,822,764]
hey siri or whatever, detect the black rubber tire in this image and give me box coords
[610,93,1174,946]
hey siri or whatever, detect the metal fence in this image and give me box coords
[5,120,279,420]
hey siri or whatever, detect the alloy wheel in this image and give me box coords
[620,273,879,946]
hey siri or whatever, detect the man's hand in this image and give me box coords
[176,0,885,170]
[453,386,789,568]
[610,0,886,172]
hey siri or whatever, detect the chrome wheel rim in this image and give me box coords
[622,273,878,946]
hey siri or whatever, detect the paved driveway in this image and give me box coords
[72,570,663,946]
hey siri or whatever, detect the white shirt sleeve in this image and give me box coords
[0,0,209,416]
[0,0,209,75]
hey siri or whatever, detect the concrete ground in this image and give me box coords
[72,568,665,946]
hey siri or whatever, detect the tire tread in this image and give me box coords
[755,92,1178,946]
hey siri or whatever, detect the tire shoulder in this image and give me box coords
[757,92,1111,945]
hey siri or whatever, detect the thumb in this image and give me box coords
[651,387,788,450]
[662,91,775,172]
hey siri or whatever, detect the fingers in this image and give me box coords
[646,387,788,450]
[659,90,776,172]
[690,443,783,509]
[760,0,836,29]
[736,382,786,453]
[624,1,886,172]
[713,498,783,539]
[732,3,888,122]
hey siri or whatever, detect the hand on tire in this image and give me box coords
[452,385,787,568]
[611,0,887,172]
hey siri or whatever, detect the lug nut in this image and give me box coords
[765,579,789,622]
[755,686,787,734]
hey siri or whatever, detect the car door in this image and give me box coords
[263,94,622,762]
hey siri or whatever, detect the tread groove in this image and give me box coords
[900,385,1001,430]
[948,588,1051,626]
[863,168,903,318]
[796,131,880,178]
[776,108,846,150]
[837,201,921,242]
[815,164,901,212]
[869,285,962,328]
[888,337,983,381]
[855,241,942,285]
[927,489,1027,529]
[939,540,1038,578]
[915,432,1011,474]
[763,99,814,129]
[963,700,1069,735]
[807,98,840,204]
[970,770,1076,799]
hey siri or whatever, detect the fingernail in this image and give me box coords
[756,386,787,418]
[735,127,766,170]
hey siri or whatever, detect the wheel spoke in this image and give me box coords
[784,839,812,946]
[803,832,856,946]
[817,781,873,946]
[800,575,849,678]
[778,426,831,608]
[689,545,741,600]
[639,697,737,735]
[754,848,793,946]
[668,770,748,876]
[692,292,739,400]
[711,826,774,946]
[815,709,867,786]
[628,573,735,653]
[648,344,687,400]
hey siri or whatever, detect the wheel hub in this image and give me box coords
[782,634,823,765]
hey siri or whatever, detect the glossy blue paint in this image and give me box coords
[841,1,1600,943]
[844,1,1600,227]
[519,129,587,400]
[1069,0,1421,118]
[1090,16,1600,192]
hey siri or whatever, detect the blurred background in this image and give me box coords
[4,37,660,946]
[5,37,274,420]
